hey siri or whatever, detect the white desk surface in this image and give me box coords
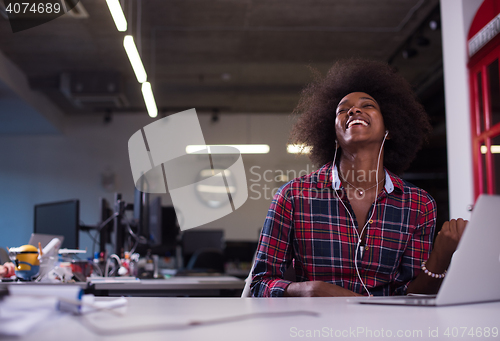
[6,296,500,341]
[0,280,88,289]
[88,276,245,291]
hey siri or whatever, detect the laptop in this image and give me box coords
[28,233,64,251]
[357,194,500,306]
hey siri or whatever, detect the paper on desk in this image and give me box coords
[80,295,127,314]
[89,276,139,283]
[0,296,61,336]
[9,284,83,300]
[0,286,127,336]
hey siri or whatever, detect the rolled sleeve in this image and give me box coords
[392,194,436,295]
[250,184,294,297]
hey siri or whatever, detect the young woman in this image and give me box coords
[251,59,466,297]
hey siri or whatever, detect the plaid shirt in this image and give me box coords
[251,162,436,297]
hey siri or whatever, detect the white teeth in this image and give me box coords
[347,119,368,128]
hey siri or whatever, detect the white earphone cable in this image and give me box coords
[332,131,388,296]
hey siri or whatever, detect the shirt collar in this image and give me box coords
[329,164,398,194]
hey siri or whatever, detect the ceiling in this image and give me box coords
[0,0,449,223]
[0,0,443,116]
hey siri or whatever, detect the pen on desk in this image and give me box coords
[38,242,43,256]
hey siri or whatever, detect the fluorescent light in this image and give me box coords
[186,144,270,154]
[106,0,127,32]
[141,82,157,118]
[276,174,289,182]
[123,35,147,83]
[480,145,500,154]
[196,184,236,194]
[287,144,311,154]
[200,169,231,177]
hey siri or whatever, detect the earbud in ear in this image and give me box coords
[385,130,389,137]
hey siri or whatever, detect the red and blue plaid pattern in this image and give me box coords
[251,162,436,297]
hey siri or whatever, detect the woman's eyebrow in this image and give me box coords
[360,97,377,104]
[337,100,349,108]
[337,97,377,108]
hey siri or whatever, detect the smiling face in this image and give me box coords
[335,92,387,149]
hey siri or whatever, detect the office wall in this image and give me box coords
[440,0,483,219]
[0,112,311,250]
[1,0,485,251]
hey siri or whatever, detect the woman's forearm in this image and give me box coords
[285,281,363,297]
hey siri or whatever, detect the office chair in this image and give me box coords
[186,248,225,273]
[0,248,9,265]
[180,229,224,268]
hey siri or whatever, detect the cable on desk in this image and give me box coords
[90,212,119,256]
[122,215,147,254]
[12,294,126,316]
[77,310,320,336]
[105,254,122,277]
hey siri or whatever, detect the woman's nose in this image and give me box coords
[347,106,359,116]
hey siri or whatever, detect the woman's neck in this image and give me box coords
[338,148,385,187]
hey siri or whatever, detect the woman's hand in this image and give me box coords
[432,218,468,267]
[407,218,467,295]
[0,262,15,278]
[285,281,363,297]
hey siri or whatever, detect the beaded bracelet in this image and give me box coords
[421,261,446,279]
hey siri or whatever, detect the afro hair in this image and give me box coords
[289,58,432,175]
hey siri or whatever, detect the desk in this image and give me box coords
[88,276,245,297]
[1,276,245,297]
[0,281,88,291]
[5,297,500,341]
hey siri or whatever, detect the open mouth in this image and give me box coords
[346,119,369,129]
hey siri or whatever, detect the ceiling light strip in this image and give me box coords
[123,35,147,83]
[186,145,270,154]
[141,82,158,118]
[287,144,311,154]
[106,0,127,32]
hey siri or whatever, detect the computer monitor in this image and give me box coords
[148,197,179,249]
[224,241,258,263]
[98,197,113,254]
[133,187,149,239]
[34,199,79,249]
[148,197,163,246]
[161,206,180,248]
